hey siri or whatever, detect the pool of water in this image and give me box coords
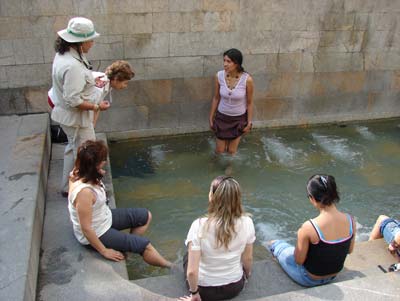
[109,119,400,279]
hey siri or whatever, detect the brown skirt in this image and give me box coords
[212,111,248,140]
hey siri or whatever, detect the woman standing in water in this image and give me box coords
[267,175,356,287]
[180,176,255,300]
[209,48,254,155]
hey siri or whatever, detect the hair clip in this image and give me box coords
[320,175,328,188]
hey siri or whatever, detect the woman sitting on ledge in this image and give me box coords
[68,140,171,267]
[369,215,400,257]
[181,176,255,301]
[267,174,356,287]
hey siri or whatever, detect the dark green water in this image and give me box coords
[109,119,400,279]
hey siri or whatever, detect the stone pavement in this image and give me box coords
[0,114,50,301]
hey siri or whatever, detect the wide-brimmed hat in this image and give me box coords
[57,17,100,43]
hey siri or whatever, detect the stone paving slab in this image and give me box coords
[0,114,50,301]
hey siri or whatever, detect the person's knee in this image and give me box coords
[146,210,152,225]
[377,215,389,225]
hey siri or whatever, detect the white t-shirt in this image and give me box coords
[185,215,256,286]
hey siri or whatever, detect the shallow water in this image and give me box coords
[109,119,400,279]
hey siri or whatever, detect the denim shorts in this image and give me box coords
[380,218,400,244]
[268,240,336,287]
[99,208,150,255]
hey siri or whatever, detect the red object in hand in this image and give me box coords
[48,96,54,109]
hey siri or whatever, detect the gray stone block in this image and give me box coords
[168,0,202,12]
[203,55,222,77]
[318,30,364,53]
[124,33,169,59]
[203,0,240,12]
[0,88,27,114]
[171,77,213,103]
[178,101,209,128]
[240,31,280,54]
[152,12,191,33]
[345,0,376,13]
[5,64,51,88]
[89,35,124,61]
[102,0,153,14]
[144,56,203,80]
[0,67,8,88]
[170,32,240,56]
[13,38,44,65]
[96,105,149,132]
[245,54,268,75]
[314,52,363,72]
[148,102,180,128]
[320,12,356,31]
[99,13,153,35]
[151,0,169,12]
[42,37,55,64]
[0,40,15,65]
[365,51,400,70]
[279,31,319,53]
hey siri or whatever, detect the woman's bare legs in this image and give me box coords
[215,138,228,154]
[215,137,241,155]
[143,243,172,268]
[227,136,241,155]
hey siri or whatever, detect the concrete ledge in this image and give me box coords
[0,114,51,301]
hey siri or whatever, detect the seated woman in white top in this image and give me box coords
[181,176,255,301]
[68,140,172,267]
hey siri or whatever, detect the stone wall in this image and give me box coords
[1,0,400,137]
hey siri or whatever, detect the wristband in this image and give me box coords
[93,104,99,111]
[189,288,199,295]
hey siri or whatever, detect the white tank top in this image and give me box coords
[68,180,112,245]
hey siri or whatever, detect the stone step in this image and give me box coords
[0,114,51,301]
[132,238,399,300]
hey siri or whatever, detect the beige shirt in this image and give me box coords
[50,48,96,127]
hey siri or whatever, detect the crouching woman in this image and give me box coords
[68,140,171,267]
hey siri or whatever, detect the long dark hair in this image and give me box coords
[73,140,108,185]
[54,36,80,54]
[223,48,244,72]
[306,174,340,206]
[54,36,92,69]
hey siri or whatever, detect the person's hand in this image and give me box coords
[95,76,107,88]
[99,100,111,111]
[178,293,201,301]
[101,248,125,261]
[242,123,252,134]
[209,119,215,132]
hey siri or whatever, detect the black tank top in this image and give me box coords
[303,214,353,276]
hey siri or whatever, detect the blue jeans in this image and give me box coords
[269,240,336,287]
[380,218,400,244]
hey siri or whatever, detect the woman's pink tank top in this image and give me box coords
[217,70,248,116]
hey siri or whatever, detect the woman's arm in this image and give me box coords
[75,188,124,261]
[241,243,253,278]
[294,222,310,265]
[243,75,254,133]
[186,242,202,301]
[209,75,221,130]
